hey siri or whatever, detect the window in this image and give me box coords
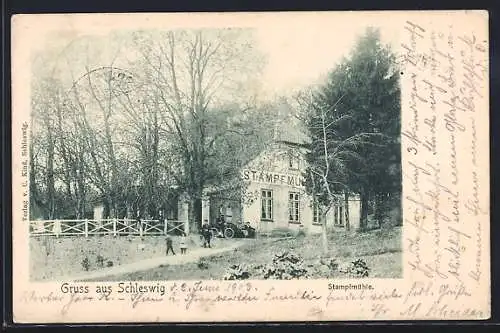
[261,190,273,220]
[289,192,300,223]
[289,153,299,170]
[334,205,344,226]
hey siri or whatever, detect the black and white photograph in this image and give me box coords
[12,11,489,322]
[27,20,402,283]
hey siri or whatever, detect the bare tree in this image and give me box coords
[30,76,64,219]
[29,29,267,226]
[296,87,381,252]
[130,29,265,232]
[62,65,143,218]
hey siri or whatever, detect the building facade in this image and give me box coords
[201,139,362,234]
[198,100,363,234]
[88,140,362,235]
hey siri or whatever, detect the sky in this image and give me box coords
[255,22,399,99]
[30,12,401,103]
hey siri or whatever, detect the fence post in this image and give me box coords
[139,221,143,238]
[113,218,117,237]
[164,219,168,235]
[54,220,60,238]
[84,219,88,238]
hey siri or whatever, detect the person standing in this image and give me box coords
[180,232,188,254]
[165,234,176,255]
[202,225,212,248]
[200,223,207,248]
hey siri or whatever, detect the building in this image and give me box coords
[200,103,362,234]
[86,102,363,235]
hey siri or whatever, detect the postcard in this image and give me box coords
[11,10,489,322]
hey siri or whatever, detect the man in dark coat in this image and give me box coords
[165,234,176,255]
[201,223,212,248]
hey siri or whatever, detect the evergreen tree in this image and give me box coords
[303,27,401,231]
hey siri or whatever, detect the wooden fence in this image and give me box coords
[29,219,187,237]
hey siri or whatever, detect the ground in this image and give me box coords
[29,234,240,281]
[30,227,402,281]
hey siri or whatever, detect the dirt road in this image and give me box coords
[64,240,250,281]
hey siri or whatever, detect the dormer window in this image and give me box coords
[288,153,299,170]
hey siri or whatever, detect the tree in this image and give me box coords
[130,29,266,232]
[298,88,374,252]
[30,75,72,219]
[301,27,401,232]
[340,28,401,230]
[29,29,270,227]
[63,66,136,219]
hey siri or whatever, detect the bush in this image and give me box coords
[197,258,209,270]
[261,251,309,280]
[312,257,339,277]
[320,257,339,271]
[340,259,370,278]
[223,264,250,280]
[106,260,114,268]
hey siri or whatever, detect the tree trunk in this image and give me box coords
[46,130,56,220]
[321,208,329,255]
[188,196,203,234]
[29,135,42,219]
[359,190,369,232]
[103,196,112,219]
[76,154,86,219]
[374,193,384,229]
[344,191,350,232]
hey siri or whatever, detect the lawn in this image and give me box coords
[101,226,402,281]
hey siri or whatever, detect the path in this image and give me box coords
[65,240,251,281]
